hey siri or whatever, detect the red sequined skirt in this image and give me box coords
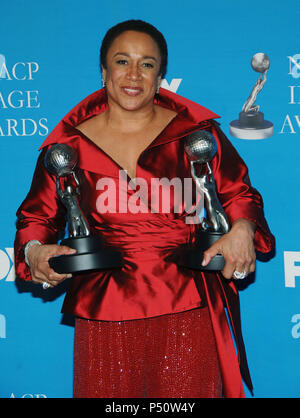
[73,307,222,398]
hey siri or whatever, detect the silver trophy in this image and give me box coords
[181,130,229,270]
[44,144,122,274]
[230,53,273,139]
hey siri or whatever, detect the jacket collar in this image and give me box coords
[40,88,219,149]
[39,88,219,176]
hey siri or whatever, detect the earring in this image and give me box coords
[156,83,160,94]
[102,80,106,88]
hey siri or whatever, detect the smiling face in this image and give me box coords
[102,30,162,112]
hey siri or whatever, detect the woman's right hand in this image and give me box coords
[27,243,76,288]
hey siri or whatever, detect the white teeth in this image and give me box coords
[124,88,140,93]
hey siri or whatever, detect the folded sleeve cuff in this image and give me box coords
[225,199,275,254]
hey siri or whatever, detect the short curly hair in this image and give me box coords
[100,20,168,78]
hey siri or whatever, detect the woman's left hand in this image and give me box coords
[201,218,256,279]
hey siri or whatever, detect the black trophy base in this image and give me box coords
[229,111,273,140]
[49,235,123,274]
[180,230,225,271]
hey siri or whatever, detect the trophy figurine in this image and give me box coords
[230,52,273,139]
[181,130,230,271]
[44,143,123,274]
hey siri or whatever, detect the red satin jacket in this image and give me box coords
[14,88,275,397]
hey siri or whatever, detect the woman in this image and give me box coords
[14,20,275,398]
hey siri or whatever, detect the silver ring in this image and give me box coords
[233,270,247,280]
[42,281,51,290]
